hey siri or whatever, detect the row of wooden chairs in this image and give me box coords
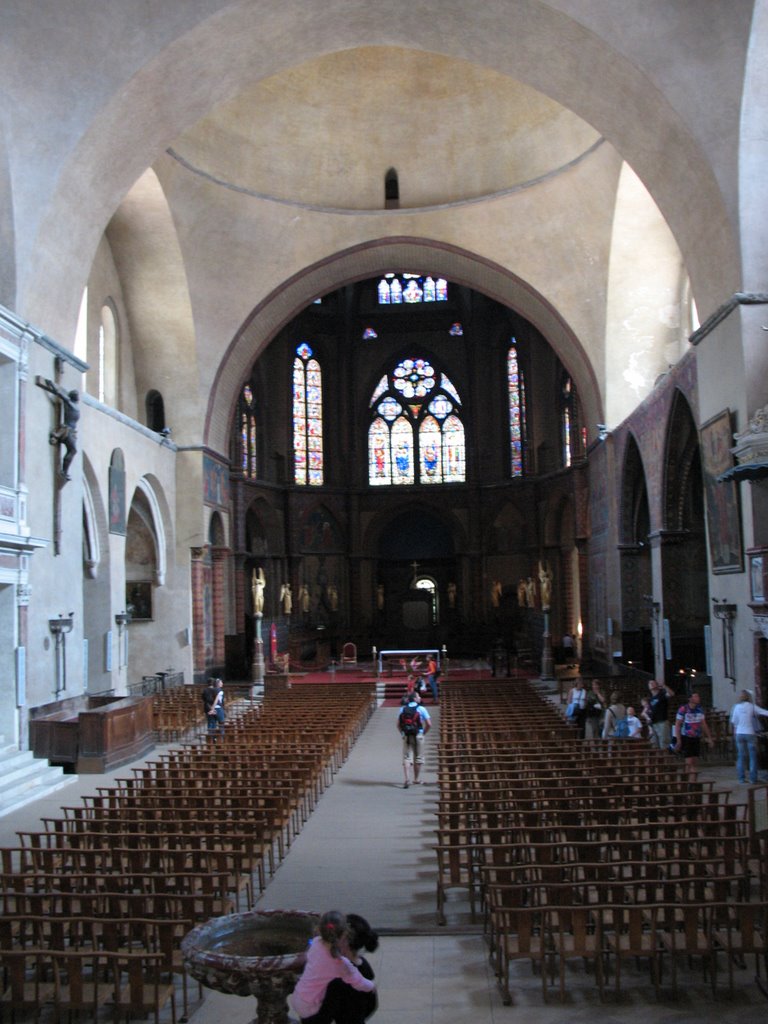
[490,899,768,1004]
[0,683,377,1020]
[434,678,766,1005]
[0,947,176,1024]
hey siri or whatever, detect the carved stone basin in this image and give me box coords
[181,909,320,1024]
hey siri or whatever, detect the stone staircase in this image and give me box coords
[0,748,75,818]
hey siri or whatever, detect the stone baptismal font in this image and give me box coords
[181,909,320,1024]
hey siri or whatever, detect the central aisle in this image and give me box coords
[254,701,457,932]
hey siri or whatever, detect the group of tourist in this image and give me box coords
[566,676,768,782]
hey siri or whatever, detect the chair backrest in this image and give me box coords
[342,642,357,663]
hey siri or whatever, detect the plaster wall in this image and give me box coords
[26,345,85,714]
[0,1,742,346]
[25,348,191,718]
[604,164,689,428]
[156,141,620,455]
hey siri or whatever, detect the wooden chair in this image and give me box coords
[341,641,358,667]
[50,949,114,1021]
[545,905,605,1002]
[492,904,548,1005]
[110,950,177,1024]
[0,949,56,1022]
[604,903,660,999]
[656,902,717,995]
[710,901,768,995]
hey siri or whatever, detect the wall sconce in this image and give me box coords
[114,610,131,627]
[712,598,737,685]
[49,613,74,697]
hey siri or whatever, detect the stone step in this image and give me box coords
[0,749,75,818]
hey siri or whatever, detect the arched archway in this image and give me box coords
[206,239,603,459]
[619,433,653,671]
[660,391,709,679]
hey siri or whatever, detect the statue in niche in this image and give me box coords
[376,584,385,611]
[447,582,456,609]
[525,577,536,608]
[299,583,311,614]
[490,580,502,608]
[280,582,292,615]
[327,582,339,612]
[517,579,527,608]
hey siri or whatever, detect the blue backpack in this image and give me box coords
[613,716,630,739]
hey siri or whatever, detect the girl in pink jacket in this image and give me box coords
[289,911,376,1022]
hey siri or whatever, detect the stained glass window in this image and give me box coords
[560,375,584,467]
[368,357,465,486]
[393,358,436,399]
[377,274,448,305]
[508,343,526,477]
[240,384,257,479]
[562,376,573,468]
[443,414,466,482]
[441,373,461,405]
[369,417,391,485]
[392,417,415,484]
[369,375,389,406]
[293,345,323,485]
[419,416,442,482]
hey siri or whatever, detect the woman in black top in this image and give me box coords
[312,913,379,1024]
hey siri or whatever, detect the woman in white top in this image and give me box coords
[566,680,587,736]
[730,689,768,784]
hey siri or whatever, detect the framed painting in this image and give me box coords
[126,581,153,621]
[700,409,743,574]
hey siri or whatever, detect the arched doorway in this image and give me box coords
[374,507,456,648]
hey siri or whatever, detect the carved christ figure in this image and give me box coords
[36,375,81,481]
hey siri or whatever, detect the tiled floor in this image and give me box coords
[3,695,768,1023]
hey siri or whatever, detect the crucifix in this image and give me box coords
[36,358,80,555]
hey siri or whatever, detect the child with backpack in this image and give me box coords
[398,693,431,788]
[289,911,376,1023]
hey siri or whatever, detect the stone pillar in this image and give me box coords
[190,547,206,680]
[211,546,229,666]
[540,610,555,680]
[252,611,265,696]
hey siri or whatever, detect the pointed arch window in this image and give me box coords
[507,342,527,477]
[293,343,324,485]
[561,374,585,467]
[240,384,257,479]
[368,357,465,486]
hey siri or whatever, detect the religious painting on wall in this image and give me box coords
[126,581,152,621]
[700,409,743,574]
